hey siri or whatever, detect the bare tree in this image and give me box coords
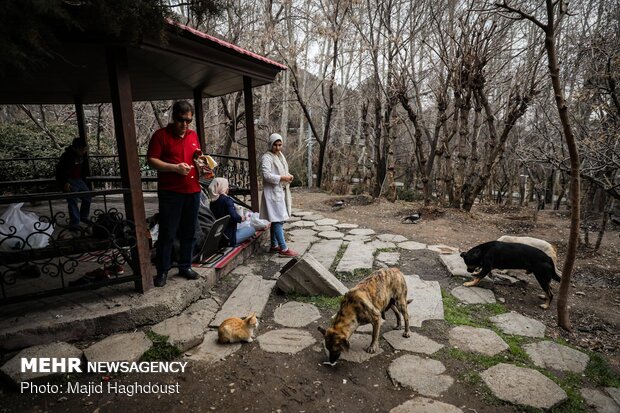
[496,0,581,330]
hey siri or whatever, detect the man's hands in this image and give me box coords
[147,158,194,175]
[63,183,71,192]
[176,162,193,175]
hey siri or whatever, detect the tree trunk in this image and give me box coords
[543,1,580,331]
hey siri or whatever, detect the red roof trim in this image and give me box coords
[168,20,287,70]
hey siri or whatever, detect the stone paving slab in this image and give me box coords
[285,237,318,256]
[1,342,82,383]
[581,388,620,413]
[273,301,321,327]
[317,230,345,240]
[185,331,241,363]
[492,272,522,285]
[183,298,219,331]
[490,312,546,338]
[450,286,496,304]
[376,251,400,266]
[369,240,397,250]
[524,341,590,373]
[427,244,459,254]
[335,223,359,229]
[210,276,276,327]
[151,314,204,352]
[406,275,444,327]
[289,220,317,228]
[290,228,318,238]
[343,235,372,243]
[607,388,620,406]
[383,330,443,355]
[377,234,408,243]
[315,218,339,226]
[302,214,325,221]
[308,239,343,269]
[336,241,375,273]
[481,363,567,409]
[338,334,384,363]
[448,326,508,356]
[257,329,315,354]
[314,225,337,232]
[439,253,470,277]
[84,331,152,362]
[390,398,464,413]
[389,354,454,397]
[349,228,376,236]
[398,241,427,251]
[292,211,314,217]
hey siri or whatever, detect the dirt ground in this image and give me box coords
[1,188,619,412]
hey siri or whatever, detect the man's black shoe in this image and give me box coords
[179,268,200,280]
[154,273,167,287]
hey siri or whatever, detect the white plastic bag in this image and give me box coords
[249,213,269,230]
[237,212,252,230]
[0,203,54,251]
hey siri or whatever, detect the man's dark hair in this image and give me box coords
[72,137,87,148]
[172,100,194,117]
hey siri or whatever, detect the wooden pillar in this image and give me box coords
[193,88,206,151]
[106,46,153,292]
[74,97,87,141]
[243,76,259,212]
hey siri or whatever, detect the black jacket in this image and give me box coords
[210,195,242,247]
[55,146,91,189]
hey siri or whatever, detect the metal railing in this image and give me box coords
[0,190,138,304]
[0,154,251,193]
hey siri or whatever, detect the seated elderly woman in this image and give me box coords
[208,177,256,247]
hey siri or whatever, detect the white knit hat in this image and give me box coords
[268,133,283,148]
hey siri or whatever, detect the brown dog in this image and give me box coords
[318,268,411,364]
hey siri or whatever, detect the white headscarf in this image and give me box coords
[208,177,229,201]
[268,133,283,149]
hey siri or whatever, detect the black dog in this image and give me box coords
[460,241,561,309]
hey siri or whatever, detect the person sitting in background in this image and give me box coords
[209,177,255,247]
[55,137,92,230]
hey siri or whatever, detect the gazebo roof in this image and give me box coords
[0,21,286,105]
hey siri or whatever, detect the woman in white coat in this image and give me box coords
[259,133,299,257]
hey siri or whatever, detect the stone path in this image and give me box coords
[4,208,618,413]
[481,363,568,409]
[210,275,276,327]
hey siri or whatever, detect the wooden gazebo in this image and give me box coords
[0,21,286,294]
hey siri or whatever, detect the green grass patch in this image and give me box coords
[353,268,372,278]
[438,287,620,412]
[334,267,373,283]
[457,370,481,385]
[330,243,348,273]
[549,373,587,413]
[141,331,182,362]
[585,352,620,387]
[442,290,508,328]
[288,293,342,311]
[374,247,397,254]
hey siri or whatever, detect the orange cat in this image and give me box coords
[217,313,258,344]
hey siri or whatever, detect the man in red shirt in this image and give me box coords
[147,101,201,287]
